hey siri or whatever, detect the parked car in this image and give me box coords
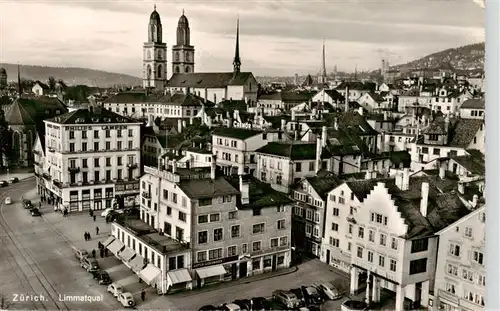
[198,305,218,311]
[341,300,368,310]
[91,270,111,285]
[9,177,19,183]
[107,283,123,297]
[250,297,267,311]
[233,299,252,310]
[73,248,88,261]
[315,282,343,300]
[272,290,301,309]
[0,180,8,187]
[31,208,41,216]
[118,292,135,308]
[81,257,99,272]
[219,303,241,311]
[101,208,124,218]
[289,288,306,307]
[4,196,12,205]
[301,286,323,305]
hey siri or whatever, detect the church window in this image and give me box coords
[147,65,152,79]
[157,65,162,78]
[175,52,180,61]
[185,66,190,73]
[147,50,151,60]
[175,66,180,73]
[186,53,190,61]
[158,50,162,60]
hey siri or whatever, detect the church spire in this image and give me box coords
[17,64,22,98]
[321,40,327,77]
[233,17,241,75]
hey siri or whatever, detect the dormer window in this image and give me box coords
[428,134,439,141]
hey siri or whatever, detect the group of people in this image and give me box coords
[84,226,99,241]
[97,241,109,258]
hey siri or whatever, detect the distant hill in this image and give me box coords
[391,42,484,72]
[0,63,142,88]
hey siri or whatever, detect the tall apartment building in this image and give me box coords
[434,205,485,311]
[40,106,142,211]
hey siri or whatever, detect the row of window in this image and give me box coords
[350,226,399,251]
[69,129,134,140]
[260,172,283,185]
[68,140,135,153]
[196,237,288,263]
[294,206,321,223]
[448,243,484,265]
[69,155,136,169]
[69,169,133,184]
[358,247,398,272]
[446,263,486,287]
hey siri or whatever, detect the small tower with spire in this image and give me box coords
[233,17,241,75]
[172,9,195,74]
[317,40,327,84]
[143,4,168,90]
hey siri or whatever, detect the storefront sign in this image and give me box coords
[65,126,92,131]
[192,255,239,269]
[101,125,128,130]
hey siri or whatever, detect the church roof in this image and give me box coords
[178,13,189,27]
[5,100,35,125]
[6,97,67,125]
[167,72,254,88]
[150,9,161,24]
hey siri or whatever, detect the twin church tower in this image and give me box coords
[143,5,195,89]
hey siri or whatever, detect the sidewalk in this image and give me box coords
[0,169,34,182]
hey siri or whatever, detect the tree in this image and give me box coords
[0,109,12,168]
[48,76,56,90]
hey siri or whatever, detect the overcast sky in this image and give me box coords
[0,0,484,77]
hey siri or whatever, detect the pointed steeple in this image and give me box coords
[233,17,241,75]
[321,40,327,77]
[17,64,22,98]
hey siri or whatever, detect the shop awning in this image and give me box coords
[167,269,192,284]
[102,236,116,248]
[117,247,136,262]
[139,264,161,285]
[107,239,125,255]
[196,265,226,279]
[129,254,146,273]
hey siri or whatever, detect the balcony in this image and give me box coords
[127,163,138,169]
[346,215,356,224]
[142,191,151,199]
[68,166,80,173]
[48,147,55,153]
[42,173,51,181]
[53,179,62,188]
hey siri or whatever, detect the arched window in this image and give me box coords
[185,66,190,73]
[158,50,162,60]
[157,64,162,78]
[147,50,151,60]
[147,65,152,79]
[186,52,190,62]
[175,52,180,61]
[12,131,21,161]
[175,66,180,73]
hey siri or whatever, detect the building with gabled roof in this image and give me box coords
[32,80,50,96]
[459,98,484,120]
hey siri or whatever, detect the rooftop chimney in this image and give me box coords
[401,168,410,191]
[182,120,187,128]
[444,114,450,133]
[345,86,350,112]
[365,170,372,180]
[172,159,177,174]
[472,194,478,208]
[147,114,154,127]
[458,182,465,194]
[439,162,446,179]
[291,110,296,121]
[315,136,322,173]
[211,155,217,180]
[420,182,429,217]
[281,119,286,131]
[358,107,364,116]
[177,119,182,133]
[239,174,250,205]
[321,126,328,147]
[189,117,193,125]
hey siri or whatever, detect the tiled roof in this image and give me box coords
[448,118,484,148]
[46,107,138,125]
[7,97,68,125]
[422,116,447,135]
[225,175,293,209]
[103,92,164,103]
[381,151,411,168]
[168,93,207,106]
[306,172,342,199]
[460,98,485,109]
[212,127,262,140]
[34,81,49,90]
[450,153,485,175]
[324,89,345,101]
[5,100,35,125]
[178,177,240,199]
[167,72,254,88]
[255,142,330,161]
[263,115,291,128]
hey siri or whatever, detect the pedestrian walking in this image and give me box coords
[93,215,96,222]
[87,232,91,240]
[39,202,41,208]
[92,249,96,258]
[83,232,87,241]
[89,209,93,217]
[96,226,99,235]
[105,249,108,257]
[100,249,104,258]
[98,241,102,250]
[141,290,146,302]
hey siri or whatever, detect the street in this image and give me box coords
[0,177,359,311]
